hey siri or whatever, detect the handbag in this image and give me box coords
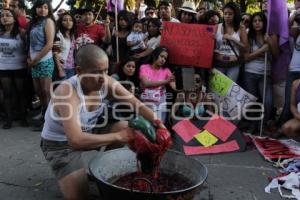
[227,40,245,64]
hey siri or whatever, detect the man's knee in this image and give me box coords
[58,169,88,200]
[282,123,291,135]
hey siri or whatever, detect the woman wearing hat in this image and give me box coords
[177,0,197,24]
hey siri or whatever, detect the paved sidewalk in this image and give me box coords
[0,125,283,200]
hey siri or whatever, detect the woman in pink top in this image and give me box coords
[139,47,175,122]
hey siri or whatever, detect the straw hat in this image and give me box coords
[178,0,197,14]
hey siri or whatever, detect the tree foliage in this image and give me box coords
[25,0,295,14]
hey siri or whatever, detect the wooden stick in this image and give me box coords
[115,1,119,63]
[259,52,268,137]
[94,3,104,24]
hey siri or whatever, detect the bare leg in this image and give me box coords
[58,168,89,200]
[32,78,43,108]
[282,118,300,137]
[40,77,52,110]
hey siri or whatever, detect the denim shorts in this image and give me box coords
[40,139,84,180]
[32,58,55,78]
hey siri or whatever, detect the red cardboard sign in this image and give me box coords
[172,120,200,143]
[203,115,236,142]
[160,22,216,68]
[183,140,240,155]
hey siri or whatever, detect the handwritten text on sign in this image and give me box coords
[209,69,257,117]
[160,22,215,68]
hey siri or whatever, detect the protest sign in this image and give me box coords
[208,70,232,96]
[160,22,215,68]
[209,69,257,117]
[203,115,236,141]
[184,140,240,155]
[194,130,218,147]
[172,119,201,143]
[172,116,246,155]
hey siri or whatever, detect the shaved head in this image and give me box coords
[75,44,108,70]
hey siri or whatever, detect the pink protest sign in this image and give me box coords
[160,22,215,68]
[203,116,236,142]
[183,140,240,155]
[172,120,200,143]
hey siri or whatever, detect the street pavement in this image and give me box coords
[0,124,284,200]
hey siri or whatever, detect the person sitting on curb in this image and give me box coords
[282,79,300,137]
[40,44,165,200]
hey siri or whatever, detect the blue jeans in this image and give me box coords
[243,72,273,122]
[216,65,240,83]
[278,71,300,125]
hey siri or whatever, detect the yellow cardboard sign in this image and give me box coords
[195,130,218,147]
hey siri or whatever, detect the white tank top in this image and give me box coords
[215,23,240,56]
[289,35,300,72]
[245,39,271,75]
[41,76,105,141]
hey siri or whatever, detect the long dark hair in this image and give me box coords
[0,9,19,38]
[203,10,221,25]
[177,10,197,24]
[30,0,55,27]
[57,12,76,38]
[117,10,134,31]
[248,12,267,43]
[116,57,138,86]
[147,18,161,39]
[222,2,241,32]
[151,46,169,68]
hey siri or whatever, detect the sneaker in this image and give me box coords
[31,96,41,109]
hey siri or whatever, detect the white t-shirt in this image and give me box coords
[0,35,26,70]
[146,35,161,50]
[289,35,300,72]
[161,18,180,23]
[127,32,146,50]
[137,4,147,19]
[57,31,71,63]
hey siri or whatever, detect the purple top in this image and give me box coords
[64,40,75,69]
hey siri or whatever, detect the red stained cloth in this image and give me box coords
[128,128,172,178]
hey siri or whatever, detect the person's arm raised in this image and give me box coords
[53,82,134,150]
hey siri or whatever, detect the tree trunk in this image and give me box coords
[239,0,247,13]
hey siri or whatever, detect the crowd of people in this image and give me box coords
[1,0,300,134]
[1,0,300,199]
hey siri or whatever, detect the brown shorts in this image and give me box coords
[40,139,84,180]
